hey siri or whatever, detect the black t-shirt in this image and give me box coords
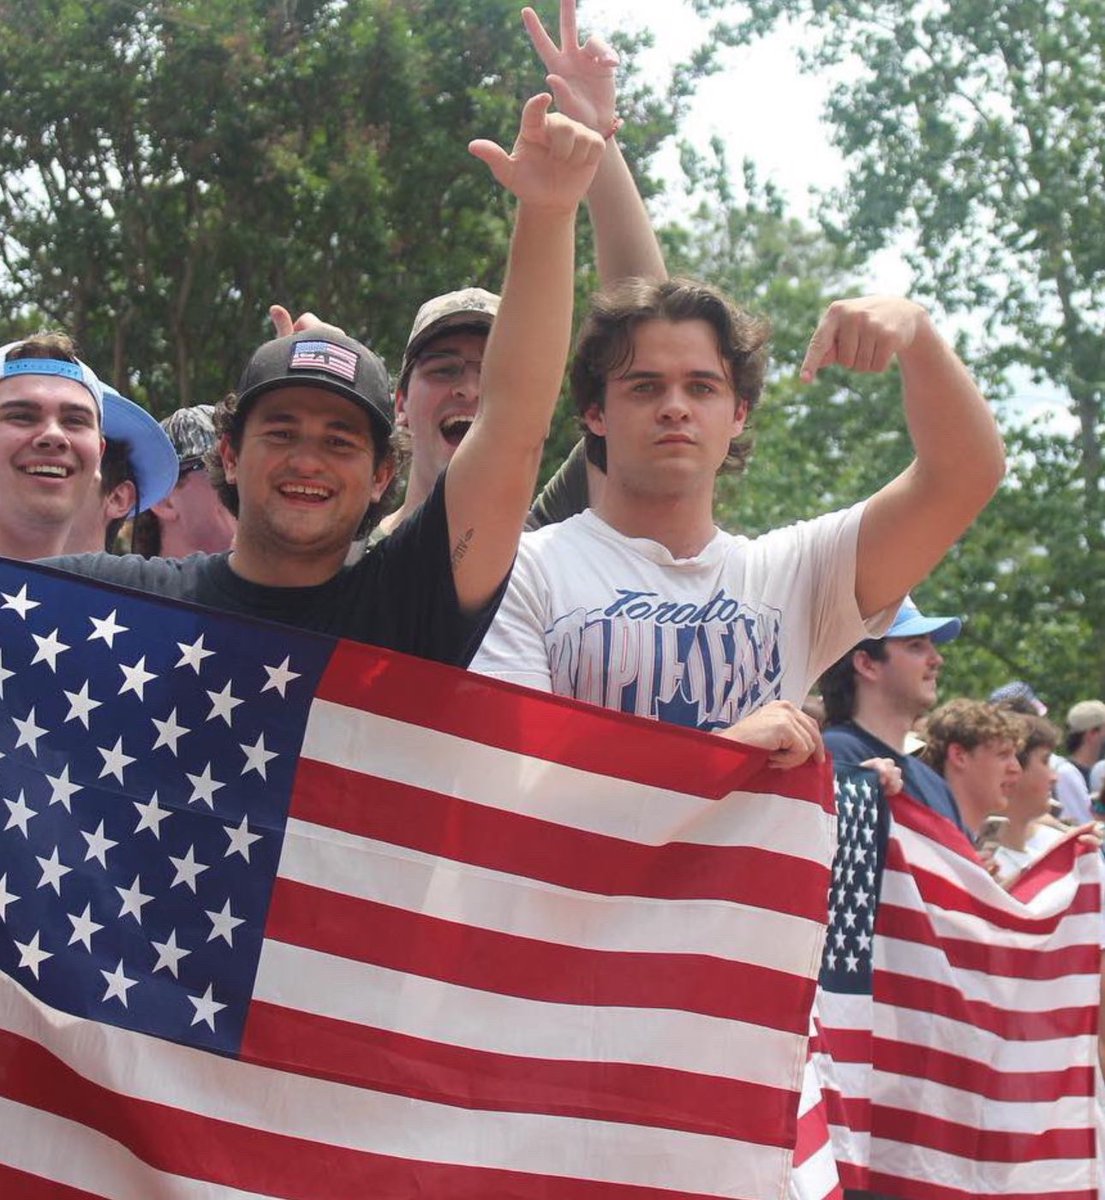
[824,720,966,833]
[42,475,499,668]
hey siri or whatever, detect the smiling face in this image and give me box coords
[395,328,488,497]
[219,387,392,582]
[951,737,1023,831]
[583,319,746,502]
[0,374,104,555]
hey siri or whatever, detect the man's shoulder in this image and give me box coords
[42,550,223,595]
[823,721,885,764]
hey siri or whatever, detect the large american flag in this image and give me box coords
[0,559,836,1199]
[799,764,1101,1199]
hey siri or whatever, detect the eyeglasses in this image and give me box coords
[416,352,483,385]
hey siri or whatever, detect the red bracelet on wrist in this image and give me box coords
[603,116,623,141]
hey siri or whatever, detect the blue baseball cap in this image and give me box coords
[102,387,179,513]
[886,595,962,643]
[0,340,105,416]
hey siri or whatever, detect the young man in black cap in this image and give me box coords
[42,94,605,667]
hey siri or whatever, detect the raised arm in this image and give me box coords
[799,297,1004,618]
[445,93,603,613]
[523,0,666,284]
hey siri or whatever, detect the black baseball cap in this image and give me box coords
[236,331,392,440]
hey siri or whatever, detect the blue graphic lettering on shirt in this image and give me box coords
[546,588,784,731]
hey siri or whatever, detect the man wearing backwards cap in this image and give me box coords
[819,595,968,829]
[1055,699,1105,825]
[130,405,237,558]
[43,93,606,667]
[60,386,179,553]
[371,0,665,542]
[0,332,107,561]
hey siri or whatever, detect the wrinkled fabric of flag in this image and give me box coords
[0,558,838,1200]
[796,764,1102,1200]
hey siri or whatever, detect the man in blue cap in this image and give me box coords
[0,333,108,561]
[60,386,179,553]
[819,595,966,828]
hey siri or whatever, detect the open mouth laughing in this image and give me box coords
[277,482,334,503]
[20,462,73,479]
[440,415,475,447]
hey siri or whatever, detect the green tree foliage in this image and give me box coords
[693,0,1105,706]
[0,0,680,411]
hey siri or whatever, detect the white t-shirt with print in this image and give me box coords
[472,502,890,731]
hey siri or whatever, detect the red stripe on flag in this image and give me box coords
[873,1037,1095,1102]
[877,902,1102,978]
[866,1172,1095,1200]
[265,878,817,1033]
[886,847,1100,934]
[0,1164,106,1199]
[874,1108,1094,1166]
[315,644,834,811]
[874,969,1097,1039]
[0,1029,734,1200]
[241,1001,799,1147]
[291,757,830,918]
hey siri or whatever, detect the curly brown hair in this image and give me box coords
[569,277,771,473]
[920,699,1026,775]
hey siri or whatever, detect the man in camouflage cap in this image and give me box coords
[131,404,237,557]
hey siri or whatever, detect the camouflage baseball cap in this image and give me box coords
[400,287,500,384]
[161,404,218,465]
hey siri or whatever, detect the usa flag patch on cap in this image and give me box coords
[289,340,358,383]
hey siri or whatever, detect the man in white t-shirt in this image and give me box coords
[473,278,1006,766]
[1056,700,1105,825]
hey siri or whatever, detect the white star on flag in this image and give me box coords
[176,634,214,673]
[224,815,262,862]
[67,902,103,952]
[1,584,39,619]
[151,929,191,978]
[151,708,190,754]
[30,628,70,672]
[115,876,153,924]
[240,732,277,779]
[12,707,47,755]
[189,983,226,1031]
[98,736,136,784]
[0,649,13,698]
[63,680,102,729]
[14,931,51,979]
[261,655,300,698]
[4,790,36,837]
[0,873,17,919]
[205,898,244,946]
[133,792,170,838]
[45,765,81,811]
[35,846,71,895]
[101,960,138,1007]
[88,608,129,648]
[119,655,157,701]
[81,820,118,868]
[206,680,243,727]
[186,763,225,808]
[168,845,209,893]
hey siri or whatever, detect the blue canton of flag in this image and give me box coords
[0,561,332,1055]
[821,765,889,992]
